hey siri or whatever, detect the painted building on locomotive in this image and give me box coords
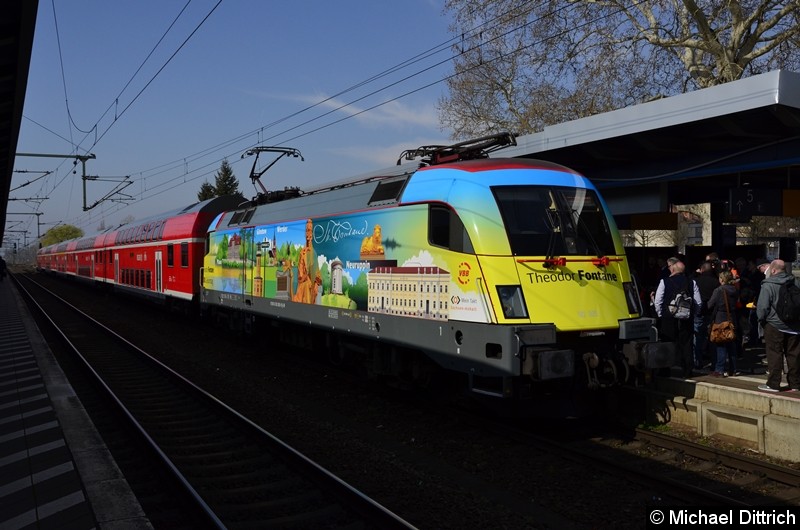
[201,151,658,397]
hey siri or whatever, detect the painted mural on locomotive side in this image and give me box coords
[202,204,490,323]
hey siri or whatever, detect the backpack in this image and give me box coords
[667,278,693,320]
[776,280,800,324]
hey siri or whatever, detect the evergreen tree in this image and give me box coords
[214,159,239,196]
[197,181,215,201]
[197,159,240,200]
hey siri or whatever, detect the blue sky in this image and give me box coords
[11,0,454,238]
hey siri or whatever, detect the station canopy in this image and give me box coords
[0,1,38,247]
[504,69,800,222]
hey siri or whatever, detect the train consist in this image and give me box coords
[37,195,243,302]
[38,133,669,400]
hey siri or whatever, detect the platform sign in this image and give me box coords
[728,188,781,221]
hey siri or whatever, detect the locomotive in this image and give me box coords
[37,133,667,401]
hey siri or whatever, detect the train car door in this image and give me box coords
[155,250,163,292]
[114,253,119,284]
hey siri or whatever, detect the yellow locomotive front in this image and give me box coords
[481,183,655,387]
[405,158,661,394]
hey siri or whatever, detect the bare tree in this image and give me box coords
[622,228,675,248]
[440,1,800,137]
[119,215,136,226]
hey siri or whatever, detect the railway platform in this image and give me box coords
[632,347,800,464]
[2,269,799,529]
[0,278,149,529]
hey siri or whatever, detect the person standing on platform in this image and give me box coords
[694,260,720,370]
[649,257,678,315]
[655,259,702,378]
[707,270,739,377]
[756,259,800,392]
[705,252,722,277]
[745,258,770,348]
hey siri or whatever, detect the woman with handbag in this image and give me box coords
[707,270,738,377]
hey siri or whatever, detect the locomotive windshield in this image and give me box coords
[493,186,616,256]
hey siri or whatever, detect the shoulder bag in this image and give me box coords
[709,288,736,343]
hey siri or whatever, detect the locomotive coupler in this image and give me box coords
[582,352,623,389]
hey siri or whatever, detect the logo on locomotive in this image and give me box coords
[457,261,471,285]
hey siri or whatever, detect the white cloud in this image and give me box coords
[232,89,452,180]
[402,250,436,267]
[327,136,449,167]
[247,90,440,130]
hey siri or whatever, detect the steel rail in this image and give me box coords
[15,274,417,529]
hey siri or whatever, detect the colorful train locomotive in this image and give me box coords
[37,134,666,400]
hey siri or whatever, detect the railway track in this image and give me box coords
[454,400,800,508]
[631,427,800,503]
[517,415,800,507]
[15,275,416,529]
[22,271,800,527]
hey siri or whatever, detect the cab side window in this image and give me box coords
[428,205,474,254]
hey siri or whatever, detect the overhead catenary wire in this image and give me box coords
[21,1,657,235]
[134,0,615,180]
[36,1,641,234]
[61,2,642,233]
[19,0,223,229]
[49,0,197,148]
[23,0,539,232]
[129,0,545,184]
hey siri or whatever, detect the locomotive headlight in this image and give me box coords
[497,285,528,319]
[623,281,642,315]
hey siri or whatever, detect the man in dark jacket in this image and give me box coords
[693,261,720,369]
[655,260,702,378]
[755,259,800,392]
[744,258,770,347]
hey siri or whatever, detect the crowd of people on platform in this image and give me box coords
[637,252,799,393]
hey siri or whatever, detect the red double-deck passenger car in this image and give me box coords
[37,195,242,303]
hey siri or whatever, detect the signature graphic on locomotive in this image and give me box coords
[203,208,490,322]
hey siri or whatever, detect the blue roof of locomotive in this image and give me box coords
[215,158,598,239]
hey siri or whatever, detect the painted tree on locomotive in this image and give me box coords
[201,133,666,399]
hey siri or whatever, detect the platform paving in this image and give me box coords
[0,277,150,529]
[639,347,800,463]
